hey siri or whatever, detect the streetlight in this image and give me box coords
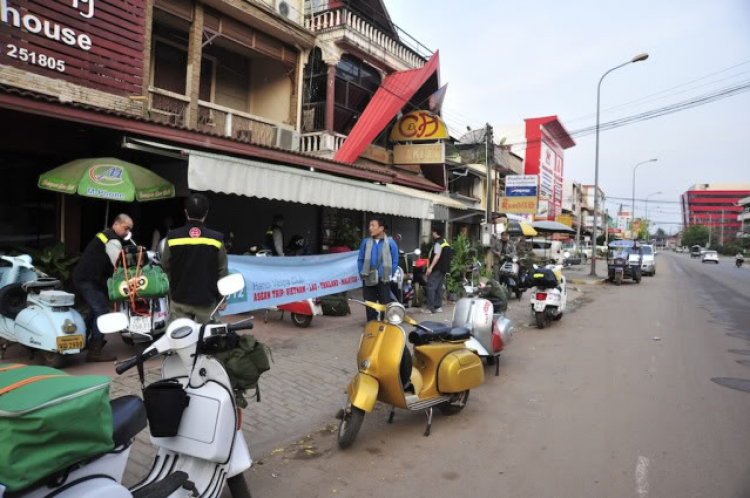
[631,158,658,232]
[645,191,662,222]
[590,52,649,276]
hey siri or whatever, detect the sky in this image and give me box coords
[384,0,750,234]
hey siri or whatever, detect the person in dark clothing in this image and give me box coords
[73,213,133,362]
[425,227,451,314]
[265,215,285,256]
[161,194,229,323]
[357,217,399,322]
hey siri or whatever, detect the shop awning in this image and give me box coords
[188,151,433,219]
[386,184,467,210]
[334,52,440,165]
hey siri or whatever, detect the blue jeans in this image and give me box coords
[426,270,445,311]
[76,282,110,343]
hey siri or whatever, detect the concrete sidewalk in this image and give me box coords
[563,258,608,285]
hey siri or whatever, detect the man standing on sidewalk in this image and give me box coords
[73,214,133,362]
[357,217,399,322]
[425,227,451,314]
[162,193,228,323]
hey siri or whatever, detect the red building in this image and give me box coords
[681,184,750,244]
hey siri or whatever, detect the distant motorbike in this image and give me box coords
[737,256,744,268]
[0,254,86,367]
[497,255,528,300]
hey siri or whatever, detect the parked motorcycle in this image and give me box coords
[10,274,254,498]
[253,249,323,328]
[337,300,484,448]
[529,264,567,329]
[736,255,744,268]
[497,255,527,300]
[111,241,170,346]
[453,289,515,376]
[0,254,86,367]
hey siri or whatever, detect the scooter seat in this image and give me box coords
[21,278,61,292]
[409,322,472,345]
[111,395,147,447]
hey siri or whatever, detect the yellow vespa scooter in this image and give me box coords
[337,300,485,448]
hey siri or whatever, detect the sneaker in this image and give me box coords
[435,308,444,313]
[423,309,434,314]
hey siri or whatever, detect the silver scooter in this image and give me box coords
[0,254,86,367]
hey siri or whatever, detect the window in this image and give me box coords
[334,56,381,134]
[153,40,187,94]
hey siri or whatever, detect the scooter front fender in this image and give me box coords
[346,373,379,413]
[227,429,253,478]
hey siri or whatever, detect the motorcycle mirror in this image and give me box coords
[414,249,421,256]
[218,273,245,296]
[564,251,571,259]
[97,313,129,334]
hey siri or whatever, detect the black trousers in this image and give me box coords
[362,282,392,321]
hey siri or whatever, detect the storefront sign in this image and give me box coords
[361,144,392,165]
[500,196,538,214]
[394,143,445,165]
[555,215,574,228]
[390,110,448,142]
[223,252,362,314]
[0,0,146,95]
[500,174,537,214]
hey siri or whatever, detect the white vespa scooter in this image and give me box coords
[529,262,567,329]
[10,274,254,498]
[0,255,86,367]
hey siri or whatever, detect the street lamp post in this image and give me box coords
[590,53,649,277]
[644,191,662,223]
[631,158,658,235]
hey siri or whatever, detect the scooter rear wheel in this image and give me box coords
[615,273,623,286]
[535,311,547,329]
[291,313,313,328]
[439,390,470,415]
[227,473,252,498]
[338,405,365,449]
[43,351,66,368]
[515,289,523,300]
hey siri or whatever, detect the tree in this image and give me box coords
[637,220,650,241]
[655,228,666,238]
[681,225,709,248]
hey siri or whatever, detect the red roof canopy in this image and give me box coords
[334,52,440,165]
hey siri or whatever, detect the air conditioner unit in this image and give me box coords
[272,127,301,151]
[276,0,299,23]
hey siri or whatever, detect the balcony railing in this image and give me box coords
[197,101,278,147]
[300,131,346,154]
[305,8,429,69]
[148,87,189,127]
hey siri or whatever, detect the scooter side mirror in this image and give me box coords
[218,273,245,297]
[97,313,129,334]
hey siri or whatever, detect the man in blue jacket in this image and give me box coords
[357,217,399,322]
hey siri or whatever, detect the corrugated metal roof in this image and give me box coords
[334,51,440,164]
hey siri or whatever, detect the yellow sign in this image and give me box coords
[393,143,445,165]
[555,215,574,228]
[390,110,448,142]
[361,144,392,165]
[499,196,538,214]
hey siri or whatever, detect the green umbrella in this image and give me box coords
[38,157,175,202]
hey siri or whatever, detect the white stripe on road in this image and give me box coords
[636,456,650,497]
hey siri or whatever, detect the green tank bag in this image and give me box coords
[0,365,113,492]
[107,264,170,301]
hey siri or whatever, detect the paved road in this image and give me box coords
[245,251,750,498]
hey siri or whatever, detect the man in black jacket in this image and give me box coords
[162,194,228,323]
[73,213,133,362]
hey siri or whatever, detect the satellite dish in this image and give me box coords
[498,137,507,146]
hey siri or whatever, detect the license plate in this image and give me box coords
[129,316,152,334]
[57,335,83,352]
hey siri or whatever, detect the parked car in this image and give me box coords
[702,250,719,264]
[531,239,565,264]
[641,245,657,276]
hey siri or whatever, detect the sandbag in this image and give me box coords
[0,365,113,492]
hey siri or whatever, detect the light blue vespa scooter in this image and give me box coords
[0,254,87,367]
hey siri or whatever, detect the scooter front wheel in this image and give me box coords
[227,473,252,498]
[338,405,365,449]
[291,313,313,328]
[439,390,470,415]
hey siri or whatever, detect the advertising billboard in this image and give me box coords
[501,175,538,214]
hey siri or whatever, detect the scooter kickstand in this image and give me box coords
[387,407,395,424]
[423,407,433,437]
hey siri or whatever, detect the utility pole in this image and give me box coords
[485,123,493,224]
[604,209,610,246]
[720,210,724,245]
[575,184,582,253]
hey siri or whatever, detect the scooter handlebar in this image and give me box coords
[227,318,254,332]
[115,348,159,375]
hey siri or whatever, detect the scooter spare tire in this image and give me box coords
[535,311,547,329]
[338,405,365,449]
[227,473,252,498]
[291,313,313,328]
[439,390,470,415]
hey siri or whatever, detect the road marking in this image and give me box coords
[636,456,650,497]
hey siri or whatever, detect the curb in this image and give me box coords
[567,278,606,286]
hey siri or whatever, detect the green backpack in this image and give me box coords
[213,335,271,408]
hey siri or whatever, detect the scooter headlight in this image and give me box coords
[385,303,406,325]
[62,319,77,334]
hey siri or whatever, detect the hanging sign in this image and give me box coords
[390,110,448,142]
[500,175,538,214]
[394,143,445,165]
